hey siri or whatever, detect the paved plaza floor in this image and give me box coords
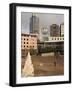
[21,55,64,77]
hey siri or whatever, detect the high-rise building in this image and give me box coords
[50,24,60,37]
[30,13,39,34]
[60,23,64,37]
[39,27,49,42]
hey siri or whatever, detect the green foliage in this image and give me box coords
[38,45,64,54]
[38,47,54,53]
[30,49,37,55]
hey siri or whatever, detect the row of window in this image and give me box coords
[24,42,28,44]
[21,34,36,37]
[49,38,64,40]
[21,38,35,41]
[21,45,34,48]
[24,42,35,44]
[21,38,28,40]
[21,42,35,44]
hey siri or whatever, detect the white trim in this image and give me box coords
[16,6,69,84]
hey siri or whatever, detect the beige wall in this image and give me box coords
[21,34,37,50]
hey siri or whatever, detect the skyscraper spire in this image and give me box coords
[30,13,39,34]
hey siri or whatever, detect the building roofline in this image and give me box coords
[21,33,38,37]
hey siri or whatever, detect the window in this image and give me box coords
[24,46,25,47]
[24,38,25,40]
[57,38,59,40]
[24,42,25,44]
[27,46,28,47]
[27,39,28,40]
[27,42,28,44]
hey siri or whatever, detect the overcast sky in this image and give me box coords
[21,12,64,33]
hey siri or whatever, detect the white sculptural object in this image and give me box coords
[22,52,34,77]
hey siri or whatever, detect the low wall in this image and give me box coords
[41,52,54,56]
